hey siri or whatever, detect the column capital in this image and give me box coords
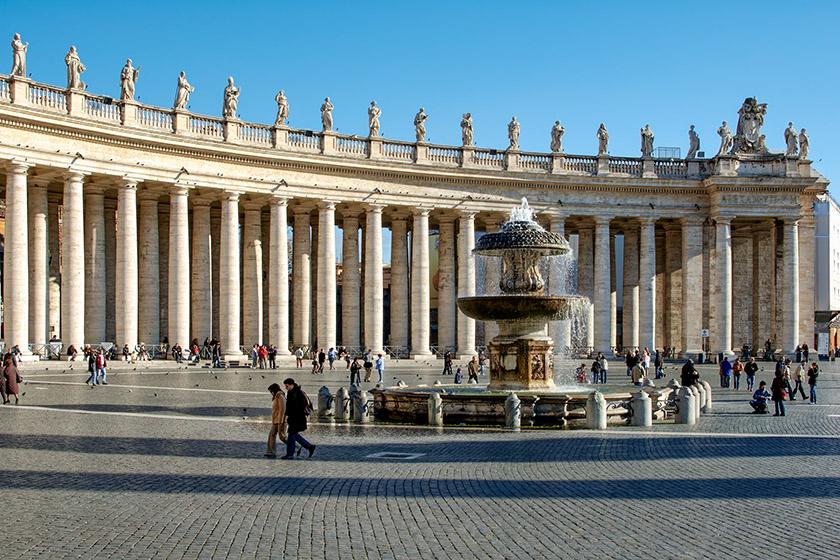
[317,200,337,211]
[292,204,313,216]
[390,209,412,221]
[781,216,800,226]
[137,189,161,203]
[797,215,817,229]
[63,170,87,182]
[437,212,457,224]
[6,159,32,175]
[118,181,139,191]
[680,216,705,227]
[169,185,191,197]
[242,199,265,212]
[412,207,431,218]
[363,203,385,214]
[593,215,613,226]
[638,216,657,227]
[710,212,735,224]
[29,176,51,189]
[85,184,107,196]
[546,211,567,225]
[221,190,242,203]
[456,209,477,220]
[191,196,213,207]
[269,195,290,207]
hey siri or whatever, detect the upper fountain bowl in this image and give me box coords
[474,220,571,257]
[456,295,587,322]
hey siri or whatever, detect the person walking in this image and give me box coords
[443,350,453,376]
[268,345,277,369]
[478,350,486,376]
[328,348,336,370]
[350,357,362,386]
[375,353,384,384]
[791,361,808,400]
[770,370,787,416]
[467,356,479,383]
[295,347,304,368]
[654,349,663,379]
[85,348,97,386]
[590,358,601,384]
[719,357,732,388]
[212,342,222,368]
[598,352,608,384]
[265,383,288,458]
[282,378,315,459]
[96,348,108,385]
[731,357,743,390]
[317,349,326,374]
[744,357,758,391]
[3,358,22,404]
[807,362,819,403]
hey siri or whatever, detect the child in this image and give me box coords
[576,363,587,383]
[454,367,462,384]
[750,381,771,414]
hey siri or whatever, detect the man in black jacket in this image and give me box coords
[282,378,316,459]
[681,359,699,387]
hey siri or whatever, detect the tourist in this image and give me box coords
[268,345,277,369]
[625,349,636,376]
[344,348,351,370]
[770,370,787,416]
[295,347,304,368]
[212,342,222,368]
[467,356,479,383]
[454,366,462,384]
[67,344,78,361]
[375,353,385,384]
[576,363,587,383]
[775,355,786,376]
[310,357,319,374]
[317,349,326,374]
[478,350,486,376]
[732,357,743,390]
[191,341,200,365]
[328,347,336,370]
[802,342,810,362]
[85,348,97,386]
[654,349,663,379]
[750,381,771,414]
[719,357,732,388]
[590,359,601,384]
[791,361,807,400]
[443,350,453,376]
[363,351,373,382]
[642,348,651,375]
[597,352,608,383]
[631,362,645,386]
[807,362,819,403]
[265,383,287,458]
[258,345,268,369]
[96,348,108,385]
[795,344,802,364]
[172,343,183,363]
[281,378,315,459]
[3,358,22,404]
[681,359,699,386]
[783,359,794,397]
[251,344,259,368]
[745,357,758,391]
[350,357,361,386]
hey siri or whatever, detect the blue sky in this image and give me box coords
[3,0,836,194]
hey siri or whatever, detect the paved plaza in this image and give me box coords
[0,357,838,559]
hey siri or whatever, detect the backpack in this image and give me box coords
[302,390,314,416]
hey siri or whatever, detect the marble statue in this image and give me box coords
[274,90,289,125]
[550,120,565,153]
[686,125,700,159]
[414,108,428,143]
[799,128,810,160]
[222,77,240,119]
[507,117,520,150]
[10,33,27,77]
[597,123,609,155]
[64,46,85,90]
[640,124,654,157]
[716,121,733,156]
[368,101,381,137]
[119,59,140,101]
[321,97,334,131]
[461,113,473,146]
[784,122,798,156]
[173,72,194,110]
[732,97,768,153]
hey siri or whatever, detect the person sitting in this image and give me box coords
[750,381,772,414]
[576,363,587,383]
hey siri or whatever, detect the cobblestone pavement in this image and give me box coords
[0,357,838,559]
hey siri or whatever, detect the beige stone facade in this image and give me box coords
[0,74,827,359]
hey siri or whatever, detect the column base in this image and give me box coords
[455,352,478,361]
[16,353,40,363]
[409,352,434,361]
[221,353,249,364]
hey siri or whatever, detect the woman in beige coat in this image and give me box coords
[265,383,288,458]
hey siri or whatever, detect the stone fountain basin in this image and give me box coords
[456,295,587,322]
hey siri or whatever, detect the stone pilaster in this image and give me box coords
[292,206,311,348]
[364,205,384,355]
[191,199,212,343]
[638,217,656,353]
[269,197,290,354]
[62,172,86,351]
[732,232,753,352]
[116,181,139,350]
[390,211,410,349]
[317,201,337,351]
[28,179,49,346]
[577,225,595,351]
[593,216,611,355]
[782,218,800,355]
[410,209,432,358]
[4,162,30,352]
[714,216,734,357]
[168,186,191,352]
[242,201,265,346]
[138,191,160,345]
[654,231,665,351]
[751,221,776,353]
[48,194,61,341]
[622,223,639,349]
[681,217,704,358]
[341,211,361,349]
[456,212,477,359]
[437,215,457,351]
[84,185,106,345]
[665,224,682,352]
[798,216,816,349]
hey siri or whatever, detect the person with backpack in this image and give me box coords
[350,357,361,386]
[282,378,315,459]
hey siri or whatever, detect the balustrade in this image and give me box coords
[288,130,321,151]
[428,145,461,165]
[0,77,9,101]
[381,141,415,160]
[85,95,121,121]
[654,160,687,177]
[189,115,224,139]
[335,135,368,155]
[136,105,173,131]
[238,122,272,145]
[28,83,67,111]
[608,157,642,175]
[472,149,504,167]
[563,155,597,174]
[517,152,551,171]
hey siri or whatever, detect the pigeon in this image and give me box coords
[214,376,219,379]
[153,393,157,397]
[195,384,200,387]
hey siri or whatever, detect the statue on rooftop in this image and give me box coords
[321,97,334,131]
[597,123,609,155]
[784,122,798,156]
[799,128,810,160]
[64,46,85,90]
[368,101,381,137]
[461,113,473,146]
[222,77,240,119]
[732,97,768,153]
[173,71,194,110]
[414,108,428,143]
[10,33,27,77]
[274,90,289,126]
[119,59,140,101]
[640,124,654,157]
[507,116,520,150]
[686,125,700,159]
[550,121,565,153]
[716,121,733,156]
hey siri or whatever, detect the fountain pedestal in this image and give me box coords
[488,337,555,391]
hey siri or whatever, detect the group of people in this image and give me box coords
[750,356,820,415]
[445,350,485,384]
[266,378,317,460]
[717,356,759,389]
[347,350,384,385]
[249,344,280,369]
[575,352,609,384]
[625,348,662,385]
[84,346,109,387]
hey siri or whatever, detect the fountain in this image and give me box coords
[457,198,586,391]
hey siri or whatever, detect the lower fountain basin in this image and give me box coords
[456,295,587,322]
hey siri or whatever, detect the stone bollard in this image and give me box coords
[348,385,360,419]
[505,392,521,429]
[586,391,607,430]
[688,385,701,422]
[317,386,333,418]
[631,391,652,427]
[428,392,443,426]
[334,387,350,421]
[694,383,706,415]
[353,390,371,424]
[700,380,712,412]
[675,386,696,425]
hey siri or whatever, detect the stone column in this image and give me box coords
[48,194,61,340]
[593,216,611,355]
[242,201,264,346]
[783,218,800,355]
[714,216,733,357]
[28,178,49,346]
[638,217,656,353]
[798,216,816,350]
[269,197,290,354]
[341,211,361,349]
[104,199,117,342]
[622,224,639,349]
[158,206,169,342]
[292,206,311,348]
[61,172,86,351]
[665,224,682,352]
[219,192,242,356]
[116,181,139,350]
[210,208,221,339]
[456,212,477,359]
[681,217,704,358]
[484,216,503,344]
[364,205,384,355]
[577,225,595,351]
[84,185,106,345]
[4,162,30,352]
[609,233,617,350]
[168,186,191,351]
[317,201,337,351]
[437,215,457,352]
[410,209,432,358]
[310,218,319,346]
[191,200,212,343]
[390,211,410,349]
[138,192,160,345]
